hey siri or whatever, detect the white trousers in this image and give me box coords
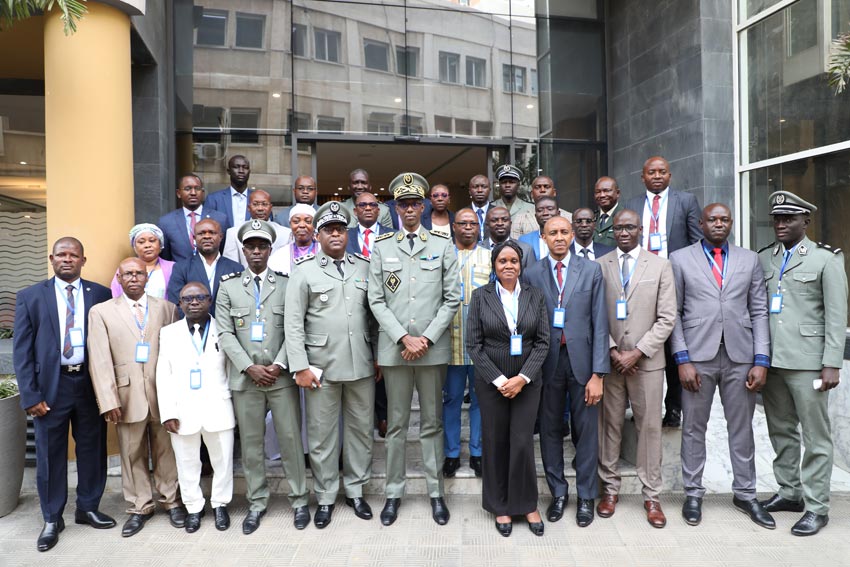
[170,428,234,513]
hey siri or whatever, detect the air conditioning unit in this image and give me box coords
[193,142,222,161]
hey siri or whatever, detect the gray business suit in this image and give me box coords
[670,241,770,499]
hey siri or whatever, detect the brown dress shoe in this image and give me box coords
[597,494,618,518]
[644,500,666,528]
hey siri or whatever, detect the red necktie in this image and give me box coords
[362,228,371,257]
[556,261,565,345]
[712,247,724,289]
[189,211,198,248]
[649,194,660,255]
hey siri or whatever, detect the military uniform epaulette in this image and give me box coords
[375,232,396,242]
[353,252,370,262]
[757,243,776,254]
[273,270,289,277]
[221,271,242,281]
[293,253,315,265]
[429,229,451,239]
[817,242,842,254]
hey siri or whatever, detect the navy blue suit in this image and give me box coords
[157,207,228,263]
[570,241,615,260]
[205,187,253,232]
[13,278,112,522]
[345,224,393,256]
[165,254,244,316]
[524,255,610,500]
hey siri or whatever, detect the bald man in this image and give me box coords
[593,176,621,248]
[223,189,291,268]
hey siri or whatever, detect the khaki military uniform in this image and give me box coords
[760,236,848,514]
[368,227,461,498]
[216,269,308,512]
[285,251,376,505]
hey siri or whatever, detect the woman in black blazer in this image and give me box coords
[465,241,550,537]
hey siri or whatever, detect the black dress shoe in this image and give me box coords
[242,510,266,535]
[733,496,775,529]
[791,511,829,536]
[682,496,702,526]
[122,512,153,538]
[168,506,188,528]
[442,457,460,478]
[381,498,401,526]
[185,510,205,533]
[74,509,116,529]
[575,498,594,527]
[547,496,566,522]
[345,497,373,520]
[293,506,311,530]
[37,518,65,552]
[469,456,482,478]
[431,497,450,525]
[662,408,681,427]
[213,507,230,531]
[495,520,512,537]
[528,521,545,536]
[314,505,334,529]
[760,493,805,513]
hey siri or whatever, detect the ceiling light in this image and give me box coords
[19,161,27,165]
[272,92,281,98]
[526,104,534,109]
[334,193,339,196]
[394,97,403,103]
[779,119,786,123]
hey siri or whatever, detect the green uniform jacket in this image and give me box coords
[759,236,848,370]
[284,251,376,381]
[491,197,534,219]
[215,270,291,391]
[593,203,618,248]
[368,228,461,366]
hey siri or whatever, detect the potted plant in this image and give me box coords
[0,376,26,517]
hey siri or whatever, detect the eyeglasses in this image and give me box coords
[120,271,146,280]
[397,201,422,210]
[180,294,211,304]
[242,242,271,251]
[612,224,639,233]
[319,225,347,235]
[573,219,595,225]
[356,202,380,209]
[454,221,478,228]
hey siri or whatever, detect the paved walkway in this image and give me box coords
[2,490,850,566]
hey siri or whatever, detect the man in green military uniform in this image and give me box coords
[285,201,377,529]
[491,164,533,220]
[758,191,848,536]
[368,172,461,526]
[592,176,620,248]
[216,219,309,534]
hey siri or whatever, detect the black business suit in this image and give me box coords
[465,282,550,516]
[13,277,112,522]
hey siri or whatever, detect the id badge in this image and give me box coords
[69,327,84,347]
[250,322,265,342]
[460,282,465,302]
[553,308,565,329]
[616,299,628,320]
[135,342,150,363]
[770,294,783,314]
[510,334,523,356]
[190,368,202,390]
[649,233,662,251]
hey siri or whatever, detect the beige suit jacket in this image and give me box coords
[600,247,676,371]
[88,295,179,423]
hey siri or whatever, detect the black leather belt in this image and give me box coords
[61,364,85,374]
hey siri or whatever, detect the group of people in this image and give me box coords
[13,153,847,553]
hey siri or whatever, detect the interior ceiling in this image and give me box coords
[316,141,489,202]
[0,176,46,208]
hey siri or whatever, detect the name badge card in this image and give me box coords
[135,342,150,363]
[190,369,202,390]
[553,308,565,329]
[649,233,662,251]
[69,327,84,348]
[770,294,783,314]
[250,322,264,342]
[616,300,628,320]
[510,334,523,356]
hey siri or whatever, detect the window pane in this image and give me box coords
[235,13,264,49]
[230,109,260,143]
[365,41,389,71]
[466,57,486,87]
[197,10,227,47]
[293,23,307,57]
[315,29,341,63]
[742,0,850,164]
[317,116,344,133]
[396,46,418,77]
[439,52,459,83]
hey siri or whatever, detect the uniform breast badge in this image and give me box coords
[385,272,401,293]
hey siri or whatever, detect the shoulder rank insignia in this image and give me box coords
[273,270,288,277]
[353,252,370,262]
[420,231,428,242]
[221,271,242,281]
[347,254,355,264]
[385,272,401,293]
[375,232,395,242]
[294,253,315,265]
[817,242,843,254]
[756,243,775,254]
[396,232,405,242]
[429,229,450,239]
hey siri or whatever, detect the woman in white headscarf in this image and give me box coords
[267,203,317,275]
[109,223,175,298]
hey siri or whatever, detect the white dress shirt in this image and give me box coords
[230,187,248,225]
[574,242,597,261]
[642,187,670,258]
[55,277,85,364]
[201,253,220,291]
[547,252,572,300]
[359,223,381,254]
[493,280,530,386]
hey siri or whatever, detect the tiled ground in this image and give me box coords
[2,490,850,566]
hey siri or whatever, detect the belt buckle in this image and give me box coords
[66,364,82,372]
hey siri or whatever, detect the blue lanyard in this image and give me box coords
[552,260,567,305]
[645,192,668,228]
[191,320,210,357]
[133,301,149,338]
[777,244,799,289]
[497,284,520,334]
[619,254,638,295]
[55,280,81,316]
[701,244,728,285]
[147,259,160,279]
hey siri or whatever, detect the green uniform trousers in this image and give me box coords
[304,376,375,505]
[232,387,308,511]
[383,364,447,498]
[762,367,833,514]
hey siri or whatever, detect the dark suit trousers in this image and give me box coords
[664,340,681,412]
[476,377,541,516]
[33,369,107,522]
[540,346,599,500]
